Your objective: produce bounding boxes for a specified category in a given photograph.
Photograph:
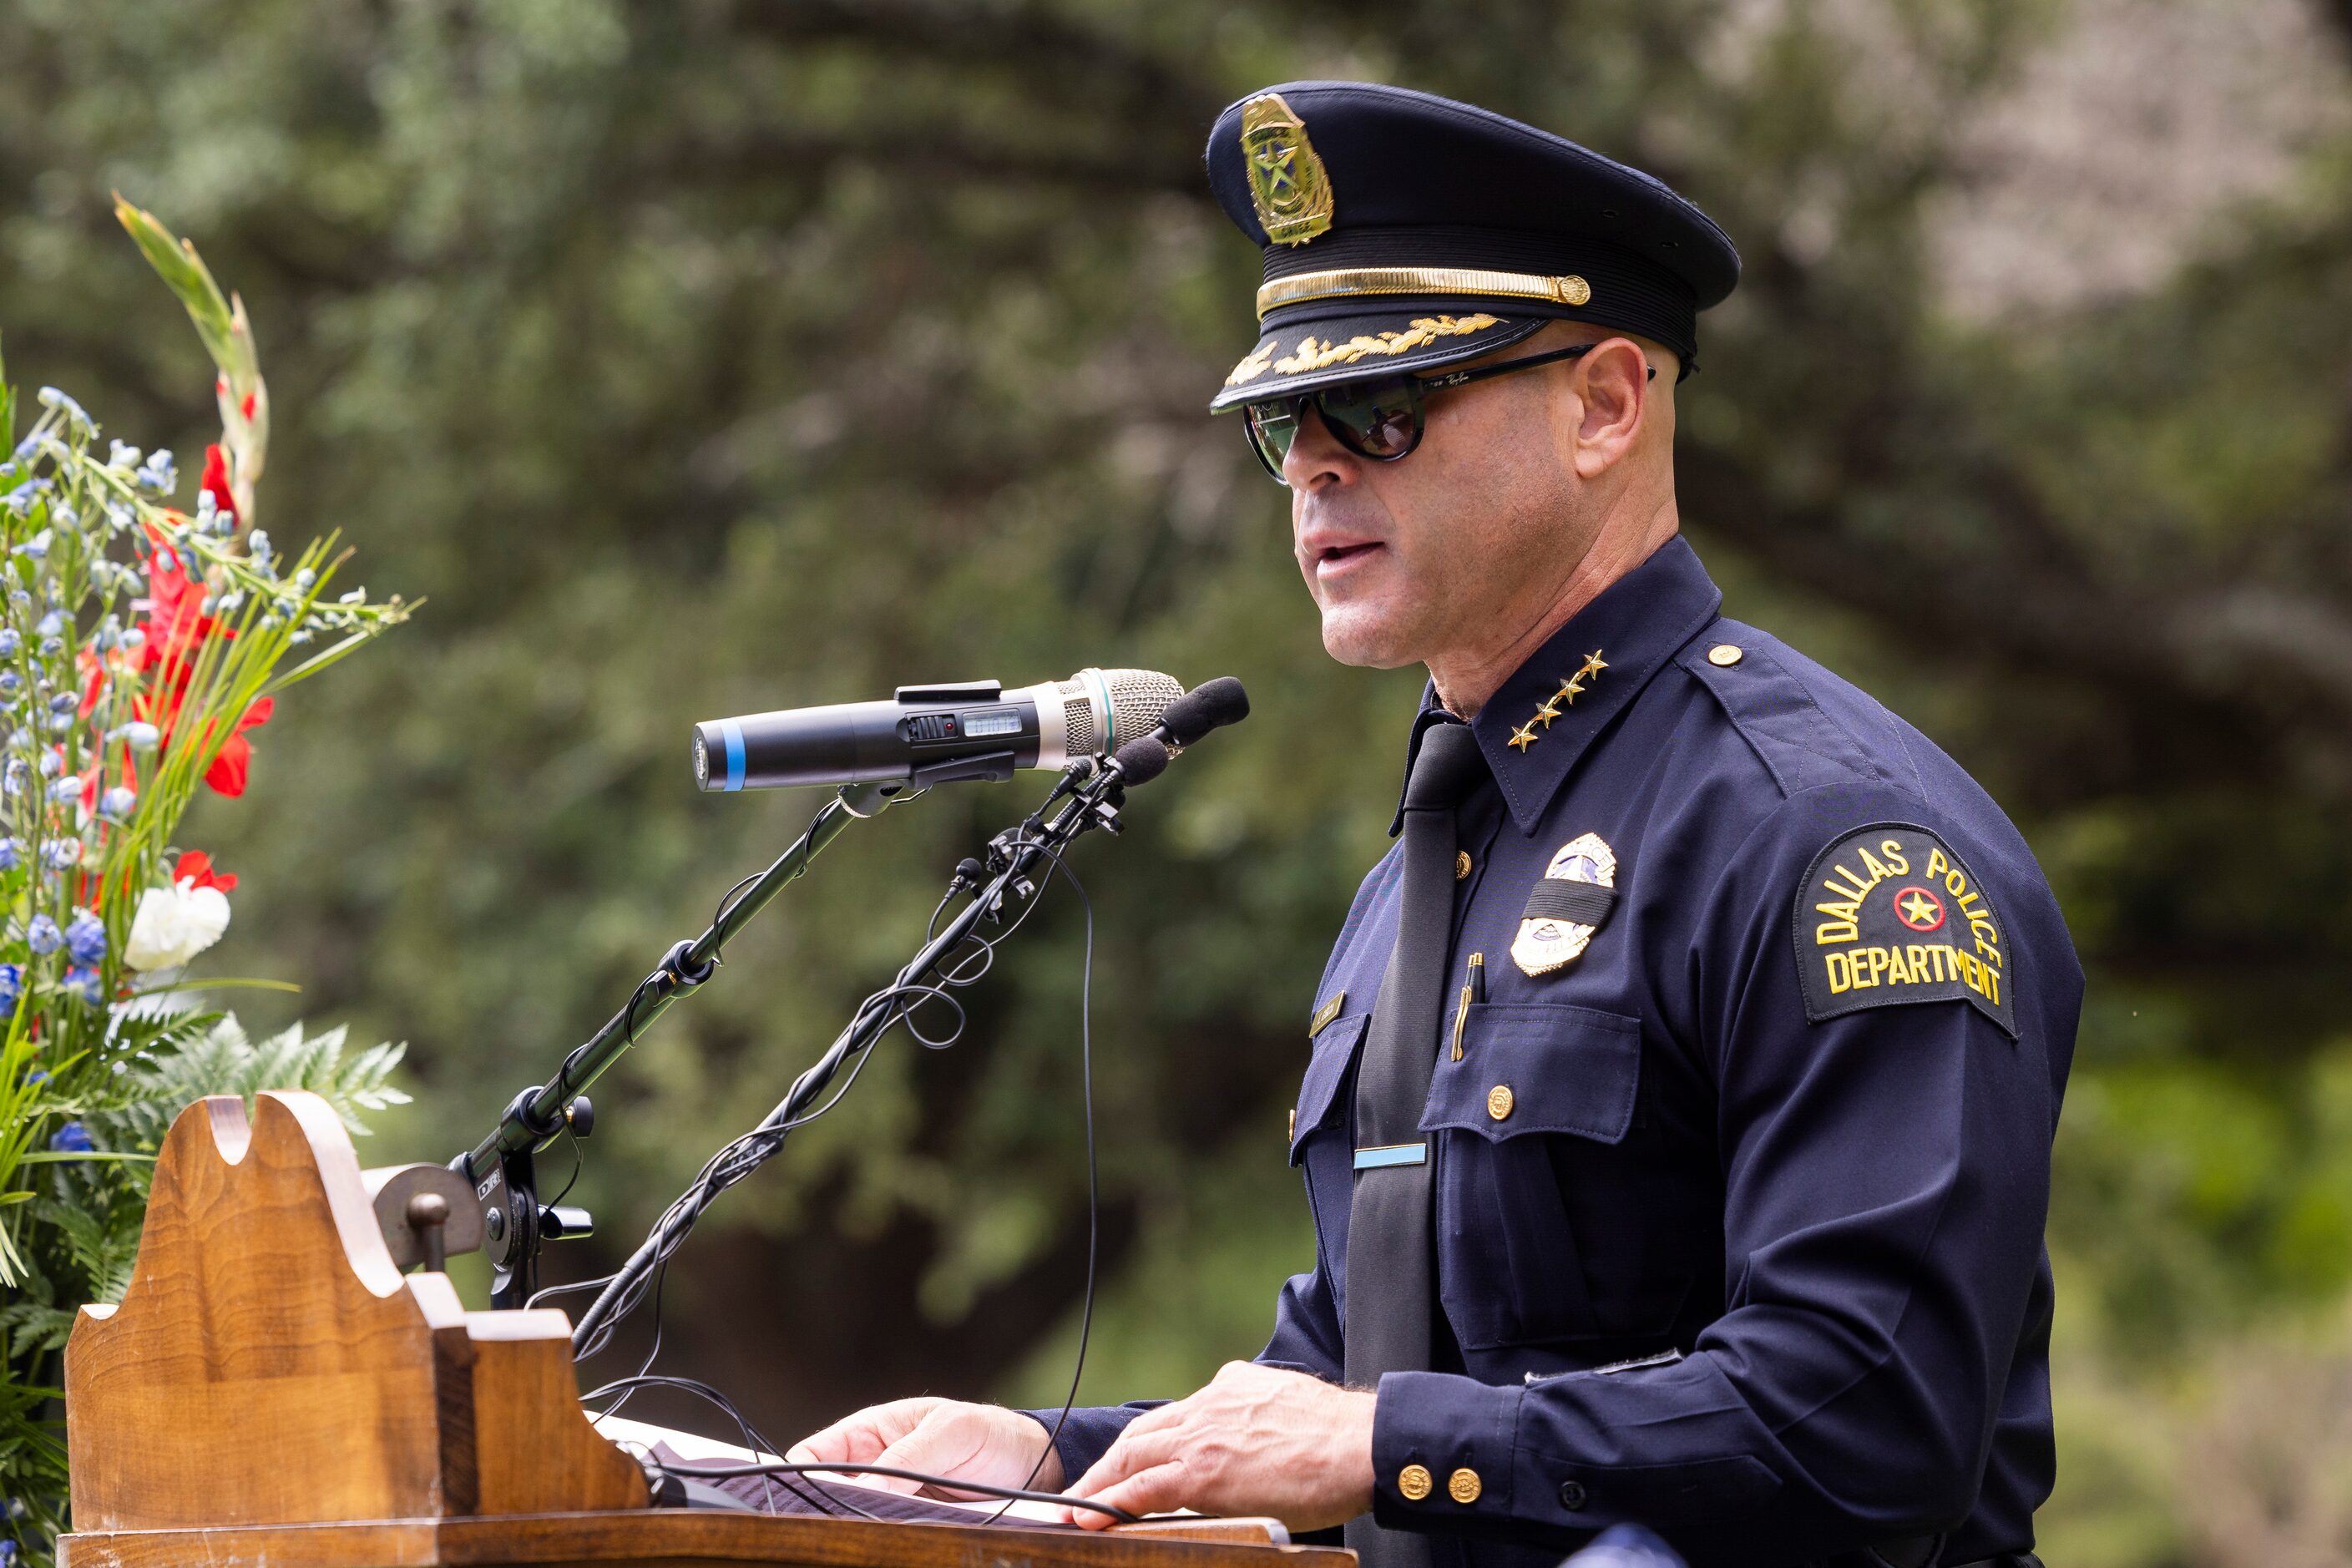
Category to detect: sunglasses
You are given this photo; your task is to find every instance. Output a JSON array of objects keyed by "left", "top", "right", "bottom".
[{"left": 1242, "top": 341, "right": 1651, "bottom": 481}]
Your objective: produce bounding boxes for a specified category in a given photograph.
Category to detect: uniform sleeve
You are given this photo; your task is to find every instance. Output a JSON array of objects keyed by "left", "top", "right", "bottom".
[{"left": 1368, "top": 787, "right": 2057, "bottom": 1560}]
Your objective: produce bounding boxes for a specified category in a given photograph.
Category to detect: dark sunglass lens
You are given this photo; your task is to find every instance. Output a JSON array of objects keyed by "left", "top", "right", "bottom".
[
  {"left": 1319, "top": 381, "right": 1420, "bottom": 458},
  {"left": 1244, "top": 402, "right": 1299, "bottom": 475}
]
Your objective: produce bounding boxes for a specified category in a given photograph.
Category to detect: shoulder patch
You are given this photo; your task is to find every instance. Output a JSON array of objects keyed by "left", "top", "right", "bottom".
[{"left": 1793, "top": 822, "right": 2016, "bottom": 1037}]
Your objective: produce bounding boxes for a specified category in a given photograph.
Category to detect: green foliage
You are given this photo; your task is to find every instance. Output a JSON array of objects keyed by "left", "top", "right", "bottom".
[{"left": 1, "top": 3, "right": 2349, "bottom": 1562}]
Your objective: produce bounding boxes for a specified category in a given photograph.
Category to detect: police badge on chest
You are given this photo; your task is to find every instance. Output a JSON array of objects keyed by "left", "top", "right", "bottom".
[{"left": 1512, "top": 832, "right": 1622, "bottom": 976}]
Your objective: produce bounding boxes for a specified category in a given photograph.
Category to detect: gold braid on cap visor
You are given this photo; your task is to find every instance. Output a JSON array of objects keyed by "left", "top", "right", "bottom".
[{"left": 1256, "top": 266, "right": 1591, "bottom": 320}]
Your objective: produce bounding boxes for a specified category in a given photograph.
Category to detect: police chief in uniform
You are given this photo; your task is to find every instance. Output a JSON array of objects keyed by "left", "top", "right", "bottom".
[{"left": 791, "top": 82, "right": 2076, "bottom": 1568}]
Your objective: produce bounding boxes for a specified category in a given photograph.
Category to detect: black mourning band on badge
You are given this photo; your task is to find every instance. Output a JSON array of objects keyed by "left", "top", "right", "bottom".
[
  {"left": 1521, "top": 878, "right": 1619, "bottom": 927},
  {"left": 1792, "top": 822, "right": 2018, "bottom": 1038}
]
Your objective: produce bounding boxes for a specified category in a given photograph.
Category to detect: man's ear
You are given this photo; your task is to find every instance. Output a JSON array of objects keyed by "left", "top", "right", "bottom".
[{"left": 1569, "top": 337, "right": 1652, "bottom": 478}]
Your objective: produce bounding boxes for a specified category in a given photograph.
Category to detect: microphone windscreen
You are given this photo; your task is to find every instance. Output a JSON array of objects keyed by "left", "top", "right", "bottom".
[
  {"left": 1055, "top": 668, "right": 1185, "bottom": 754},
  {"left": 1160, "top": 676, "right": 1252, "bottom": 746},
  {"left": 1113, "top": 736, "right": 1171, "bottom": 786}
]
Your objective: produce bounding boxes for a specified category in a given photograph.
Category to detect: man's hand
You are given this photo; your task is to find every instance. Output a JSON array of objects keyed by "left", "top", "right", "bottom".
[
  {"left": 1063, "top": 1362, "right": 1374, "bottom": 1530},
  {"left": 787, "top": 1398, "right": 1061, "bottom": 1499}
]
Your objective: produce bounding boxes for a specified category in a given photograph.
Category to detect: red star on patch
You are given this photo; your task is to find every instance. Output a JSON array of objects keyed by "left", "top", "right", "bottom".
[{"left": 1893, "top": 885, "right": 1946, "bottom": 933}]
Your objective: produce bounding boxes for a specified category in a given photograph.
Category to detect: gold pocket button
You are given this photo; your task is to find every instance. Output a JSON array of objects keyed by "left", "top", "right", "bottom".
[
  {"left": 1398, "top": 1464, "right": 1434, "bottom": 1502},
  {"left": 1707, "top": 643, "right": 1743, "bottom": 667},
  {"left": 1448, "top": 1467, "right": 1482, "bottom": 1504},
  {"left": 1487, "top": 1084, "right": 1515, "bottom": 1121}
]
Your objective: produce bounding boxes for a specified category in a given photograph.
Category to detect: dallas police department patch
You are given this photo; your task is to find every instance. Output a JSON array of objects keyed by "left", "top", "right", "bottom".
[
  {"left": 1511, "top": 832, "right": 1618, "bottom": 977},
  {"left": 1794, "top": 823, "right": 2017, "bottom": 1037}
]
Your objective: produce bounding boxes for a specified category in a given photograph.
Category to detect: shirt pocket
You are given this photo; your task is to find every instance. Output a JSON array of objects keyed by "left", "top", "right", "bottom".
[
  {"left": 1422, "top": 1002, "right": 1641, "bottom": 1349},
  {"left": 1290, "top": 1013, "right": 1368, "bottom": 1273}
]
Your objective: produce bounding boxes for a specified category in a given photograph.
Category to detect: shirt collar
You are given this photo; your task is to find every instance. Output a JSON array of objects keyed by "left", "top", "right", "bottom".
[{"left": 1392, "top": 534, "right": 1723, "bottom": 836}]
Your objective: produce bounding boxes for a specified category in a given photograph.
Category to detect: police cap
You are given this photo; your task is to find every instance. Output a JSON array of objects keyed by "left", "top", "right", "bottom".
[{"left": 1205, "top": 82, "right": 1739, "bottom": 412}]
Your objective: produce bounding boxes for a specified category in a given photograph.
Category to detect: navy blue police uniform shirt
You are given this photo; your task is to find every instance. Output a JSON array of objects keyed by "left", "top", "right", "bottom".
[{"left": 1029, "top": 537, "right": 2080, "bottom": 1565}]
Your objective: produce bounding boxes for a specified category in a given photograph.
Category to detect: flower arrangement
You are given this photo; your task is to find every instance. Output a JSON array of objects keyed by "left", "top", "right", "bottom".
[{"left": 0, "top": 200, "right": 414, "bottom": 1565}]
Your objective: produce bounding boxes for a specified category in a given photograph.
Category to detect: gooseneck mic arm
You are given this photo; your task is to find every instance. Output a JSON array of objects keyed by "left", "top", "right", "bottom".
[
  {"left": 565, "top": 701, "right": 1230, "bottom": 1358},
  {"left": 457, "top": 779, "right": 902, "bottom": 1306}
]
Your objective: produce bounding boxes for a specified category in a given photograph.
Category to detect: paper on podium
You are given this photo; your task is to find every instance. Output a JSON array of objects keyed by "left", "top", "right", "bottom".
[{"left": 590, "top": 1414, "right": 1079, "bottom": 1527}]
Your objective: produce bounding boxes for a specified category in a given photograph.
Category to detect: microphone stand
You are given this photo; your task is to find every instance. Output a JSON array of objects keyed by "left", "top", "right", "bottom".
[
  {"left": 565, "top": 753, "right": 1138, "bottom": 1358},
  {"left": 457, "top": 779, "right": 902, "bottom": 1308}
]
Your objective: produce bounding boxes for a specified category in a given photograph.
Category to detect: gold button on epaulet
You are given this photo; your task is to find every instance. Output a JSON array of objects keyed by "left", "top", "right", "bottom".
[
  {"left": 1448, "top": 1467, "right": 1482, "bottom": 1505},
  {"left": 1487, "top": 1084, "right": 1515, "bottom": 1121},
  {"left": 1707, "top": 643, "right": 1743, "bottom": 667},
  {"left": 1398, "top": 1464, "right": 1434, "bottom": 1502}
]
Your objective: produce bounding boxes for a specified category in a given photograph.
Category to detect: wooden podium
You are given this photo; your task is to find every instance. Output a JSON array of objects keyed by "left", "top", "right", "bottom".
[{"left": 61, "top": 1092, "right": 1348, "bottom": 1568}]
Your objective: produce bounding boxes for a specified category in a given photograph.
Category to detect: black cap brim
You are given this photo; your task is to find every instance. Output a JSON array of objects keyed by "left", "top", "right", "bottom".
[{"left": 1208, "top": 309, "right": 1546, "bottom": 412}]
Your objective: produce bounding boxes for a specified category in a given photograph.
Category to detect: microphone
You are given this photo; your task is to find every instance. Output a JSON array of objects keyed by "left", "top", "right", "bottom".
[
  {"left": 1108, "top": 676, "right": 1252, "bottom": 787},
  {"left": 693, "top": 668, "right": 1184, "bottom": 792}
]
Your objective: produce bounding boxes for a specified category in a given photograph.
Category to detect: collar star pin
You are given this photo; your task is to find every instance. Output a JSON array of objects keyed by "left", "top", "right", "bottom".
[{"left": 1507, "top": 721, "right": 1540, "bottom": 752}]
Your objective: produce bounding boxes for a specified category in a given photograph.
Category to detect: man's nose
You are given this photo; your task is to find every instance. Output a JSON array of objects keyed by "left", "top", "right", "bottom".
[{"left": 1282, "top": 404, "right": 1357, "bottom": 491}]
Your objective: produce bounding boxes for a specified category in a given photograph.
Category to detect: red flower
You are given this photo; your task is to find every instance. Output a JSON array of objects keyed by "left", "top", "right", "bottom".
[
  {"left": 200, "top": 697, "right": 273, "bottom": 797},
  {"left": 173, "top": 852, "right": 237, "bottom": 893},
  {"left": 200, "top": 444, "right": 238, "bottom": 525}
]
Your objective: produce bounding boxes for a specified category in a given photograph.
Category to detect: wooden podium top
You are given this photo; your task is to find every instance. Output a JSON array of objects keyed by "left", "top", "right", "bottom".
[
  {"left": 60, "top": 1093, "right": 1348, "bottom": 1568},
  {"left": 63, "top": 1510, "right": 1348, "bottom": 1568}
]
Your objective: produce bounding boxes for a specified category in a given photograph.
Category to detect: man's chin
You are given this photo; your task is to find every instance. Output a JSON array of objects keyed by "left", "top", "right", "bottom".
[{"left": 1318, "top": 609, "right": 1422, "bottom": 670}]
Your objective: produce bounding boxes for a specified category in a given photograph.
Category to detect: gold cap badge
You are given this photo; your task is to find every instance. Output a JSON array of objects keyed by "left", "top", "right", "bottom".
[{"left": 1241, "top": 94, "right": 1333, "bottom": 246}]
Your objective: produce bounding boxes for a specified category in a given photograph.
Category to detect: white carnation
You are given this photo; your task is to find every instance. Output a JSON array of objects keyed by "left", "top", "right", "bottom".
[{"left": 124, "top": 881, "right": 231, "bottom": 972}]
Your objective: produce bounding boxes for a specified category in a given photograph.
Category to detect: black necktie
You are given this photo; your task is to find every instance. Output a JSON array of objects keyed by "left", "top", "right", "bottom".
[{"left": 1343, "top": 720, "right": 1486, "bottom": 1568}]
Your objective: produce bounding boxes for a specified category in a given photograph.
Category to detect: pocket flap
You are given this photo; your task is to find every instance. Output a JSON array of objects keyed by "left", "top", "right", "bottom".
[
  {"left": 1290, "top": 1012, "right": 1368, "bottom": 1166},
  {"left": 1421, "top": 1003, "right": 1640, "bottom": 1145}
]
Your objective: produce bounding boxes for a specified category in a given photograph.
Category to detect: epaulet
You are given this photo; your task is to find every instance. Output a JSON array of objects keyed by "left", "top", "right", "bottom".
[{"left": 1674, "top": 620, "right": 1905, "bottom": 800}]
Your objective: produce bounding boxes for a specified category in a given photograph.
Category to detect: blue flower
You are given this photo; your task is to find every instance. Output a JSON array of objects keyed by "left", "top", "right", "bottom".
[
  {"left": 0, "top": 964, "right": 23, "bottom": 1010},
  {"left": 122, "top": 721, "right": 159, "bottom": 751},
  {"left": 28, "top": 914, "right": 60, "bottom": 954},
  {"left": 1, "top": 1530, "right": 18, "bottom": 1565},
  {"left": 0, "top": 629, "right": 18, "bottom": 656},
  {"left": 138, "top": 448, "right": 177, "bottom": 492},
  {"left": 35, "top": 610, "right": 63, "bottom": 637},
  {"left": 65, "top": 912, "right": 105, "bottom": 964},
  {"left": 0, "top": 838, "right": 20, "bottom": 872},
  {"left": 43, "top": 840, "right": 80, "bottom": 869},
  {"left": 100, "top": 786, "right": 136, "bottom": 819},
  {"left": 48, "top": 775, "right": 80, "bottom": 802},
  {"left": 108, "top": 440, "right": 141, "bottom": 470},
  {"left": 47, "top": 692, "right": 75, "bottom": 716},
  {"left": 62, "top": 966, "right": 104, "bottom": 1005},
  {"left": 0, "top": 675, "right": 18, "bottom": 699},
  {"left": 48, "top": 1119, "right": 94, "bottom": 1153}
]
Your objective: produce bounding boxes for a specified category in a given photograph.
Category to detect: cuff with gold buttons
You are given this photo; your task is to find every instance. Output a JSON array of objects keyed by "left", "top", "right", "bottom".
[{"left": 1369, "top": 1369, "right": 1522, "bottom": 1529}]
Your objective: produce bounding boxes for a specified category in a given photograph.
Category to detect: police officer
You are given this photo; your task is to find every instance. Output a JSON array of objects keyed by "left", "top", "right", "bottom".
[{"left": 790, "top": 82, "right": 2076, "bottom": 1568}]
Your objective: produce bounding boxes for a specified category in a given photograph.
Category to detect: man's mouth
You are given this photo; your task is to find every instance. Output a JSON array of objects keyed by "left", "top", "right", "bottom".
[{"left": 1318, "top": 542, "right": 1380, "bottom": 567}]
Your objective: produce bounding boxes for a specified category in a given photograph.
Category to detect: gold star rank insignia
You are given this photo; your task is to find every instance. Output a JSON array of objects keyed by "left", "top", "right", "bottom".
[
  {"left": 1580, "top": 649, "right": 1609, "bottom": 680},
  {"left": 1555, "top": 677, "right": 1585, "bottom": 706},
  {"left": 1532, "top": 699, "right": 1564, "bottom": 728},
  {"left": 1507, "top": 721, "right": 1540, "bottom": 752}
]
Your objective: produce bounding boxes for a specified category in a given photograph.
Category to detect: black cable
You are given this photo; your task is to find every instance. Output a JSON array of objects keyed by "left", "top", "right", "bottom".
[
  {"left": 989, "top": 847, "right": 1098, "bottom": 1523},
  {"left": 645, "top": 1462, "right": 1137, "bottom": 1522},
  {"left": 581, "top": 1372, "right": 883, "bottom": 1520}
]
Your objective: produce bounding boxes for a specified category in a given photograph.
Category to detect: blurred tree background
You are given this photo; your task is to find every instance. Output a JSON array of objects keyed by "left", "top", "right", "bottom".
[{"left": 7, "top": 0, "right": 2352, "bottom": 1560}]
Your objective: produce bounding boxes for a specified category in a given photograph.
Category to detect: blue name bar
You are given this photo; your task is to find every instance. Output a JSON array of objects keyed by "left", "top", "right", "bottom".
[{"left": 1353, "top": 1142, "right": 1428, "bottom": 1170}]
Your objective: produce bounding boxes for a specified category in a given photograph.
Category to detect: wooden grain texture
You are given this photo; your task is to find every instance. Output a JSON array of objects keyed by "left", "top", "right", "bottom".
[
  {"left": 63, "top": 1091, "right": 648, "bottom": 1530},
  {"left": 65, "top": 1093, "right": 450, "bottom": 1530},
  {"left": 60, "top": 1510, "right": 1354, "bottom": 1568}
]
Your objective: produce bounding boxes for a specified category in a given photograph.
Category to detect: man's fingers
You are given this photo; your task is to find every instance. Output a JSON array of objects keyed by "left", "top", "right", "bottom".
[
  {"left": 786, "top": 1399, "right": 935, "bottom": 1469},
  {"left": 1071, "top": 1461, "right": 1192, "bottom": 1530},
  {"left": 1069, "top": 1421, "right": 1185, "bottom": 1499},
  {"left": 867, "top": 1408, "right": 989, "bottom": 1495}
]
